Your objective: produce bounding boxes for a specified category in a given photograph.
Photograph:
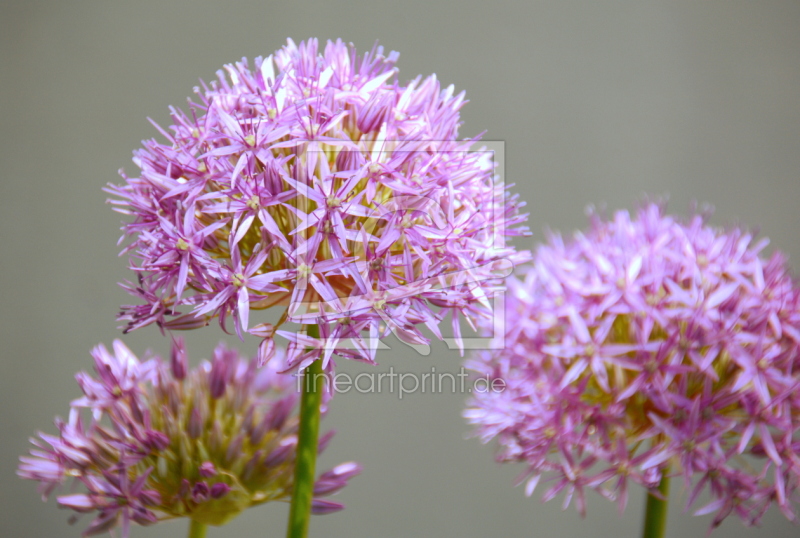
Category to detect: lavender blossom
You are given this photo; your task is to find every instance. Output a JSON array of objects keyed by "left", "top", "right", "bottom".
[
  {"left": 107, "top": 38, "right": 529, "bottom": 370},
  {"left": 465, "top": 203, "right": 800, "bottom": 529},
  {"left": 18, "top": 339, "right": 359, "bottom": 537}
]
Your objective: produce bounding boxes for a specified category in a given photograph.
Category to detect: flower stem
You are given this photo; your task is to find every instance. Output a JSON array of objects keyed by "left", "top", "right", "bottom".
[
  {"left": 286, "top": 324, "right": 323, "bottom": 538},
  {"left": 188, "top": 519, "right": 207, "bottom": 538},
  {"left": 641, "top": 474, "right": 670, "bottom": 538}
]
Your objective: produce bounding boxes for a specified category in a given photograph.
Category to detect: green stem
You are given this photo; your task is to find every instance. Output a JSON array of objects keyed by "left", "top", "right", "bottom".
[
  {"left": 641, "top": 474, "right": 670, "bottom": 538},
  {"left": 188, "top": 519, "right": 208, "bottom": 538},
  {"left": 286, "top": 324, "right": 323, "bottom": 538}
]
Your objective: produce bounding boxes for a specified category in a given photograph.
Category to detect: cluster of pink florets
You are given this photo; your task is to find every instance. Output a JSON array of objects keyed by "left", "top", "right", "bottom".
[
  {"left": 465, "top": 203, "right": 800, "bottom": 527},
  {"left": 108, "top": 38, "right": 528, "bottom": 370},
  {"left": 18, "top": 339, "right": 359, "bottom": 537}
]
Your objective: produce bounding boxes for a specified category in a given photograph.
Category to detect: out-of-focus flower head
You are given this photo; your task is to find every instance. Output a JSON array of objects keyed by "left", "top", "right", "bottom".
[
  {"left": 107, "top": 38, "right": 529, "bottom": 370},
  {"left": 18, "top": 339, "right": 359, "bottom": 537},
  {"left": 465, "top": 202, "right": 800, "bottom": 529}
]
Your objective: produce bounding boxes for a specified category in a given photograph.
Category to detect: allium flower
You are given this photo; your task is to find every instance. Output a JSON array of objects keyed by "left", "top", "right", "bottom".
[
  {"left": 18, "top": 339, "right": 359, "bottom": 537},
  {"left": 465, "top": 203, "right": 800, "bottom": 529},
  {"left": 107, "top": 38, "right": 529, "bottom": 370}
]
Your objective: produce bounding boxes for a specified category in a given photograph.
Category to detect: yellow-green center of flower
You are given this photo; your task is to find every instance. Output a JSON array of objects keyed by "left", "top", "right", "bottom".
[
  {"left": 118, "top": 362, "right": 301, "bottom": 527},
  {"left": 297, "top": 264, "right": 312, "bottom": 279},
  {"left": 548, "top": 312, "right": 738, "bottom": 438}
]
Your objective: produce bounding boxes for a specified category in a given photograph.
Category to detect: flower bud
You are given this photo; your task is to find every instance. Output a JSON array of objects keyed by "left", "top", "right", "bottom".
[
  {"left": 357, "top": 92, "right": 393, "bottom": 133},
  {"left": 198, "top": 461, "right": 217, "bottom": 478},
  {"left": 188, "top": 408, "right": 203, "bottom": 439},
  {"left": 334, "top": 148, "right": 365, "bottom": 173},
  {"left": 263, "top": 437, "right": 296, "bottom": 468},
  {"left": 144, "top": 431, "right": 170, "bottom": 452},
  {"left": 256, "top": 337, "right": 276, "bottom": 367},
  {"left": 210, "top": 482, "right": 231, "bottom": 499},
  {"left": 170, "top": 337, "right": 187, "bottom": 380},
  {"left": 209, "top": 354, "right": 228, "bottom": 399},
  {"left": 56, "top": 493, "right": 96, "bottom": 513},
  {"left": 192, "top": 481, "right": 210, "bottom": 503},
  {"left": 310, "top": 499, "right": 345, "bottom": 515}
]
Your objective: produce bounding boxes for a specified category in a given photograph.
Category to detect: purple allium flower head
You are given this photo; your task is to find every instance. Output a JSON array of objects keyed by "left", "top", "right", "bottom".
[
  {"left": 465, "top": 203, "right": 800, "bottom": 529},
  {"left": 18, "top": 339, "right": 360, "bottom": 537},
  {"left": 107, "top": 38, "right": 529, "bottom": 370}
]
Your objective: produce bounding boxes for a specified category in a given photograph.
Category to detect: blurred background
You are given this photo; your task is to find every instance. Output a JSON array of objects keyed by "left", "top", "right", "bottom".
[{"left": 2, "top": 1, "right": 800, "bottom": 536}]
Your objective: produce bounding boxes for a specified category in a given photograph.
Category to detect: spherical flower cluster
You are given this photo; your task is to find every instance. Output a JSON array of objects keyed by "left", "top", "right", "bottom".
[
  {"left": 18, "top": 339, "right": 359, "bottom": 537},
  {"left": 108, "top": 38, "right": 529, "bottom": 370},
  {"left": 465, "top": 203, "right": 800, "bottom": 528}
]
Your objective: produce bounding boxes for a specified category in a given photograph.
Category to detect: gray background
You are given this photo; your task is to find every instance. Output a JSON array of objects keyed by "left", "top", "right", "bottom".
[{"left": 2, "top": 1, "right": 800, "bottom": 536}]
